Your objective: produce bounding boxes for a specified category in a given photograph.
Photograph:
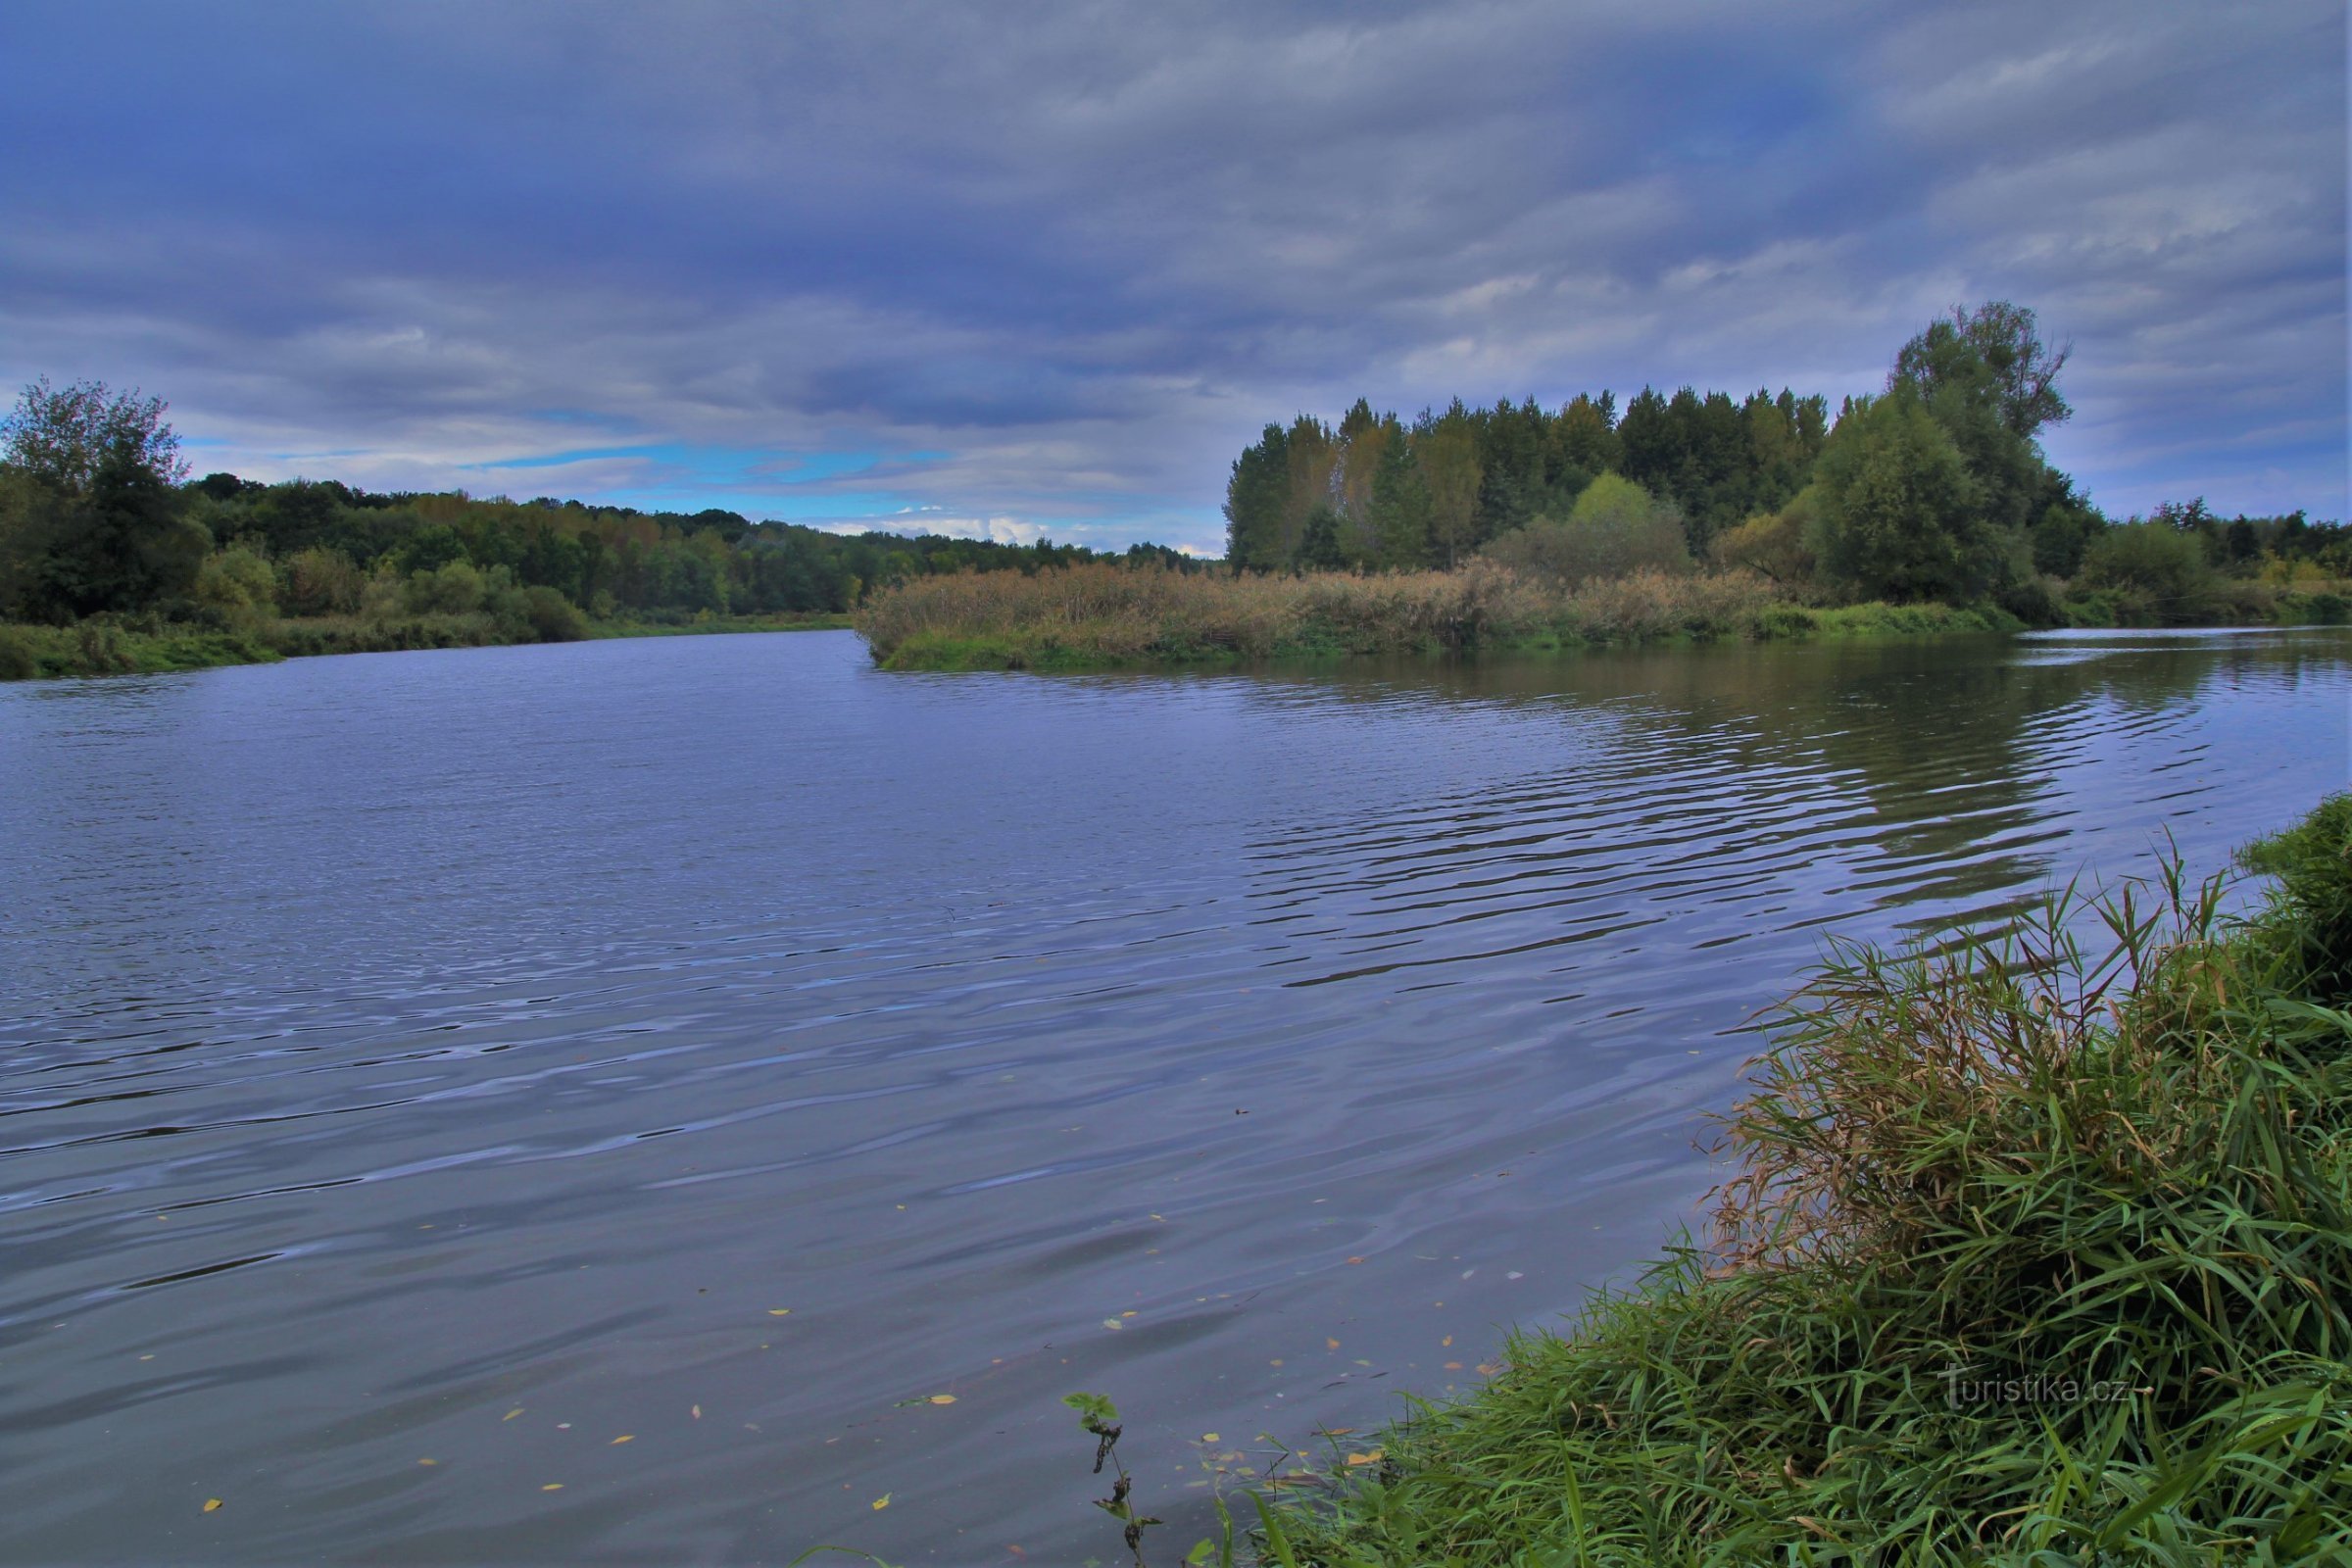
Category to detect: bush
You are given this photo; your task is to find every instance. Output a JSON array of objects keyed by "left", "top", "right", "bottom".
[
  {"left": 1993, "top": 573, "right": 2067, "bottom": 628},
  {"left": 404, "top": 560, "right": 486, "bottom": 615},
  {"left": 1712, "top": 488, "right": 1819, "bottom": 588},
  {"left": 281, "top": 546, "right": 365, "bottom": 615},
  {"left": 516, "top": 584, "right": 588, "bottom": 642},
  {"left": 190, "top": 544, "right": 278, "bottom": 629},
  {"left": 2079, "top": 520, "right": 2220, "bottom": 623},
  {"left": 0, "top": 624, "right": 36, "bottom": 679},
  {"left": 1482, "top": 473, "right": 1690, "bottom": 588}
]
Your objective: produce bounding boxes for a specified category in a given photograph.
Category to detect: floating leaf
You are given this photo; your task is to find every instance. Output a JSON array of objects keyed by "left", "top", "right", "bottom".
[
  {"left": 417, "top": 1457, "right": 437, "bottom": 1466},
  {"left": 926, "top": 1395, "right": 956, "bottom": 1405},
  {"left": 503, "top": 1408, "right": 523, "bottom": 1421},
  {"left": 611, "top": 1435, "right": 633, "bottom": 1445},
  {"left": 871, "top": 1494, "right": 891, "bottom": 1510},
  {"left": 201, "top": 1498, "right": 222, "bottom": 1513},
  {"left": 1444, "top": 1361, "right": 1463, "bottom": 1370},
  {"left": 1102, "top": 1318, "right": 1124, "bottom": 1331},
  {"left": 541, "top": 1484, "right": 564, "bottom": 1492},
  {"left": 1344, "top": 1449, "right": 1386, "bottom": 1467},
  {"left": 1326, "top": 1338, "right": 1341, "bottom": 1350},
  {"left": 1346, "top": 1256, "right": 1364, "bottom": 1264},
  {"left": 1442, "top": 1336, "right": 1453, "bottom": 1347},
  {"left": 767, "top": 1308, "right": 791, "bottom": 1317},
  {"left": 1200, "top": 1432, "right": 1219, "bottom": 1443},
  {"left": 690, "top": 1404, "right": 702, "bottom": 1419}
]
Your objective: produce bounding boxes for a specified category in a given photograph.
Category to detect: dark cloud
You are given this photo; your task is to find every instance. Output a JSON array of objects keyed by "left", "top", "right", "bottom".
[{"left": 0, "top": 0, "right": 2339, "bottom": 549}]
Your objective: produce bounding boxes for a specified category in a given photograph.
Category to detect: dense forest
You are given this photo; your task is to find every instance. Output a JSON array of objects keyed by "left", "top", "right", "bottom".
[{"left": 1221, "top": 302, "right": 2345, "bottom": 623}]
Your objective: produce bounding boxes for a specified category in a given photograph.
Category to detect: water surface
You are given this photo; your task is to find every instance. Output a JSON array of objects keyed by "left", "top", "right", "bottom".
[{"left": 2, "top": 627, "right": 2345, "bottom": 1563}]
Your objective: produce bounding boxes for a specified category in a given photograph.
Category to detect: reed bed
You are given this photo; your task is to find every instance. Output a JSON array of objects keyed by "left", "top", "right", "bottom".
[
  {"left": 1273, "top": 795, "right": 2352, "bottom": 1565},
  {"left": 854, "top": 562, "right": 2011, "bottom": 669}
]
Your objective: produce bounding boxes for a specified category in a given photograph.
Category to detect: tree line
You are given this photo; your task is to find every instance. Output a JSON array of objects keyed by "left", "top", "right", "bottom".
[
  {"left": 0, "top": 377, "right": 1199, "bottom": 641},
  {"left": 1222, "top": 303, "right": 2344, "bottom": 619}
]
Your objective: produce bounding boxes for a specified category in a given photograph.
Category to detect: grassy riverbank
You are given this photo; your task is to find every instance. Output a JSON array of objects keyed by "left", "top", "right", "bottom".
[
  {"left": 1271, "top": 796, "right": 2352, "bottom": 1565},
  {"left": 0, "top": 610, "right": 851, "bottom": 681},
  {"left": 856, "top": 561, "right": 2041, "bottom": 671}
]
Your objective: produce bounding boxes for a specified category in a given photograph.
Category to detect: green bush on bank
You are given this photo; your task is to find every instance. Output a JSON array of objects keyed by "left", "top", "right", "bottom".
[{"left": 1279, "top": 795, "right": 2352, "bottom": 1565}]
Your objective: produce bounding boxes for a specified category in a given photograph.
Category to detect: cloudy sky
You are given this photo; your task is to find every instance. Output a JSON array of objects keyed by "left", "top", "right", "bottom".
[{"left": 2, "top": 2, "right": 2341, "bottom": 553}]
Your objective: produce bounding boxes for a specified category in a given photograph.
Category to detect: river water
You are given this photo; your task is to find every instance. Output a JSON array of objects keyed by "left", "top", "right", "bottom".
[{"left": 1, "top": 627, "right": 2345, "bottom": 1564}]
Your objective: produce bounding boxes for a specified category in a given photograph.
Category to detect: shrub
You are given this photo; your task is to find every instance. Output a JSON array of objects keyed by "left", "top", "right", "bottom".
[
  {"left": 404, "top": 560, "right": 485, "bottom": 615},
  {"left": 1712, "top": 488, "right": 1819, "bottom": 587},
  {"left": 516, "top": 584, "right": 588, "bottom": 642},
  {"left": 1482, "top": 473, "right": 1690, "bottom": 588},
  {"left": 281, "top": 546, "right": 365, "bottom": 615},
  {"left": 0, "top": 624, "right": 36, "bottom": 679},
  {"left": 191, "top": 544, "right": 278, "bottom": 616},
  {"left": 2079, "top": 520, "right": 2220, "bottom": 623},
  {"left": 1993, "top": 573, "right": 2067, "bottom": 628}
]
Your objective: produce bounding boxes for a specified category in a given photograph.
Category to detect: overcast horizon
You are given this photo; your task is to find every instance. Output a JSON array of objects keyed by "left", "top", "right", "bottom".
[{"left": 3, "top": 1, "right": 2343, "bottom": 555}]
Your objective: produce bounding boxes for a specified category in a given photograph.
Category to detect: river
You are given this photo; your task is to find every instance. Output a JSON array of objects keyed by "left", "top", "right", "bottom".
[{"left": 1, "top": 626, "right": 2345, "bottom": 1563}]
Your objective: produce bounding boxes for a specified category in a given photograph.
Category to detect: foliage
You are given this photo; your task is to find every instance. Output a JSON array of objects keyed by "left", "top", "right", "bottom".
[
  {"left": 1479, "top": 472, "right": 1690, "bottom": 587},
  {"left": 1281, "top": 796, "right": 2352, "bottom": 1564},
  {"left": 1808, "top": 390, "right": 1996, "bottom": 602},
  {"left": 2, "top": 376, "right": 188, "bottom": 496},
  {"left": 2078, "top": 519, "right": 2222, "bottom": 623},
  {"left": 1710, "top": 486, "right": 1820, "bottom": 587}
]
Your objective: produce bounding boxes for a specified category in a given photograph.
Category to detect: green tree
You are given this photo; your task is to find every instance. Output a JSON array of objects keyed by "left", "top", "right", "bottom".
[
  {"left": 1892, "top": 301, "right": 2071, "bottom": 440},
  {"left": 2, "top": 377, "right": 187, "bottom": 497},
  {"left": 1416, "top": 402, "right": 1484, "bottom": 568},
  {"left": 1367, "top": 419, "right": 1432, "bottom": 568},
  {"left": 1, "top": 378, "right": 208, "bottom": 618},
  {"left": 1807, "top": 392, "right": 1990, "bottom": 602},
  {"left": 1223, "top": 423, "right": 1289, "bottom": 570}
]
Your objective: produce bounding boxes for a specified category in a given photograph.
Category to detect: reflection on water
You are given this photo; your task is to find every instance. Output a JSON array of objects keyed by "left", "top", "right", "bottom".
[{"left": 0, "top": 627, "right": 2344, "bottom": 1562}]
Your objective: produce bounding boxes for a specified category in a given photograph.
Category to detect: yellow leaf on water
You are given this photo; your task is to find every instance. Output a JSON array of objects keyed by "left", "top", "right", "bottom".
[
  {"left": 926, "top": 1395, "right": 956, "bottom": 1405},
  {"left": 1326, "top": 1338, "right": 1341, "bottom": 1350},
  {"left": 767, "top": 1308, "right": 792, "bottom": 1316},
  {"left": 1444, "top": 1361, "right": 1463, "bottom": 1370},
  {"left": 417, "top": 1458, "right": 437, "bottom": 1467},
  {"left": 542, "top": 1484, "right": 564, "bottom": 1492},
  {"left": 1346, "top": 1256, "right": 1364, "bottom": 1264},
  {"left": 201, "top": 1499, "right": 222, "bottom": 1513},
  {"left": 691, "top": 1404, "right": 702, "bottom": 1419},
  {"left": 1102, "top": 1318, "right": 1123, "bottom": 1331},
  {"left": 1441, "top": 1336, "right": 1452, "bottom": 1348},
  {"left": 1344, "top": 1449, "right": 1385, "bottom": 1467},
  {"left": 1200, "top": 1433, "right": 1219, "bottom": 1443},
  {"left": 1121, "top": 1310, "right": 1137, "bottom": 1317},
  {"left": 504, "top": 1408, "right": 523, "bottom": 1421},
  {"left": 611, "top": 1435, "right": 633, "bottom": 1445},
  {"left": 872, "top": 1494, "right": 891, "bottom": 1510}
]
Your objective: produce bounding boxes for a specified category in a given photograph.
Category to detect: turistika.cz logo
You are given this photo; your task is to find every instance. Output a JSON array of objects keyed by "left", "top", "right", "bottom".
[{"left": 1936, "top": 1366, "right": 2144, "bottom": 1408}]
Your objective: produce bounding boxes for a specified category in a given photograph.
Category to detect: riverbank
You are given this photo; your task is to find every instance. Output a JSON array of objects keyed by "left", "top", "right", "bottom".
[
  {"left": 857, "top": 561, "right": 2034, "bottom": 671},
  {"left": 0, "top": 611, "right": 853, "bottom": 681},
  {"left": 1273, "top": 795, "right": 2352, "bottom": 1564},
  {"left": 855, "top": 561, "right": 2348, "bottom": 671}
]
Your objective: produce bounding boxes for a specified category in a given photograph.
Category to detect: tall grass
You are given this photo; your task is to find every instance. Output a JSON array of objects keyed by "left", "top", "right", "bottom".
[
  {"left": 1279, "top": 796, "right": 2352, "bottom": 1565},
  {"left": 855, "top": 562, "right": 2016, "bottom": 670}
]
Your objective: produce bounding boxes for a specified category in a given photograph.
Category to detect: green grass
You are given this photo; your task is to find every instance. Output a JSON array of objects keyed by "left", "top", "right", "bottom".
[{"left": 1275, "top": 796, "right": 2352, "bottom": 1565}]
